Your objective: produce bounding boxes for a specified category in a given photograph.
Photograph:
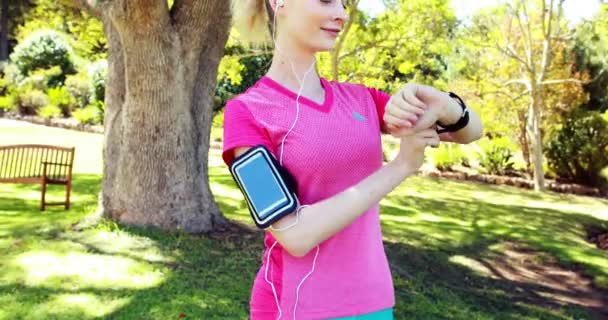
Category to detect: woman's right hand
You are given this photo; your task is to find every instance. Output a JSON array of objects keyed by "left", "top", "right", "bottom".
[{"left": 391, "top": 128, "right": 440, "bottom": 174}]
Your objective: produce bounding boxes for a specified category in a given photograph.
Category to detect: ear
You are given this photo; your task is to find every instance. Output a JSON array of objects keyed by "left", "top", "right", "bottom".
[{"left": 270, "top": 0, "right": 285, "bottom": 12}]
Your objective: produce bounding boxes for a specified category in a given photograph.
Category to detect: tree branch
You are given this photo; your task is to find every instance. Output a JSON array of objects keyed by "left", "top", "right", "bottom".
[
  {"left": 504, "top": 78, "right": 532, "bottom": 91},
  {"left": 541, "top": 68, "right": 607, "bottom": 86}
]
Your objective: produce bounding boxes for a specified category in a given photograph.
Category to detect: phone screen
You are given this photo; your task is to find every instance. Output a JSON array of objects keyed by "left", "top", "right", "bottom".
[{"left": 235, "top": 152, "right": 289, "bottom": 219}]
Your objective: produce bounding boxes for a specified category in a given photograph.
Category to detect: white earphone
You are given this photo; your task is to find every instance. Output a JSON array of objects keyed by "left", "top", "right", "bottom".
[{"left": 264, "top": 1, "right": 320, "bottom": 320}]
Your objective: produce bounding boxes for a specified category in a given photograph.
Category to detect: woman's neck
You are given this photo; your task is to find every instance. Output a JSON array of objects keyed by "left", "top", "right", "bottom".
[{"left": 266, "top": 50, "right": 325, "bottom": 104}]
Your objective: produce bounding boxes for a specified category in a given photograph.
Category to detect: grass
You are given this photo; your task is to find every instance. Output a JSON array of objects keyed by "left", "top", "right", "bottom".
[{"left": 1, "top": 120, "right": 608, "bottom": 319}]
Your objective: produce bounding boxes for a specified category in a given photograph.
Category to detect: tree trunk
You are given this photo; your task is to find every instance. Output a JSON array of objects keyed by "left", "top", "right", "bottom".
[
  {"left": 527, "top": 88, "right": 545, "bottom": 191},
  {"left": 0, "top": 0, "right": 8, "bottom": 61},
  {"left": 97, "top": 0, "right": 231, "bottom": 233},
  {"left": 517, "top": 109, "right": 532, "bottom": 178}
]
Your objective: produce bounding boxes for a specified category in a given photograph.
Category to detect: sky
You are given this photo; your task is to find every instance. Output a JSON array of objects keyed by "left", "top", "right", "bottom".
[{"left": 358, "top": 0, "right": 603, "bottom": 24}]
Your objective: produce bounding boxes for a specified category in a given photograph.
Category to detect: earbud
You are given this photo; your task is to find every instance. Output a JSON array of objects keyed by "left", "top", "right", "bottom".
[{"left": 276, "top": 0, "right": 285, "bottom": 7}]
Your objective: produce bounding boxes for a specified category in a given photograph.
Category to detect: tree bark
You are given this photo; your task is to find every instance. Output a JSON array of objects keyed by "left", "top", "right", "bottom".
[
  {"left": 527, "top": 86, "right": 545, "bottom": 191},
  {"left": 0, "top": 0, "right": 8, "bottom": 61},
  {"left": 96, "top": 0, "right": 231, "bottom": 233}
]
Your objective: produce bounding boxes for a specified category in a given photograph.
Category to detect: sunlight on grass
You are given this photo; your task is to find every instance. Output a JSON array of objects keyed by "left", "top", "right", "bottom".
[
  {"left": 10, "top": 250, "right": 163, "bottom": 289},
  {"left": 449, "top": 255, "right": 494, "bottom": 276},
  {"left": 32, "top": 293, "right": 131, "bottom": 319},
  {"left": 2, "top": 123, "right": 607, "bottom": 319},
  {"left": 66, "top": 229, "right": 172, "bottom": 264}
]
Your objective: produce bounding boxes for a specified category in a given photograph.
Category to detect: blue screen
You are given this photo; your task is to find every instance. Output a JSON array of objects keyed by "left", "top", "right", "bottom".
[{"left": 236, "top": 153, "right": 289, "bottom": 219}]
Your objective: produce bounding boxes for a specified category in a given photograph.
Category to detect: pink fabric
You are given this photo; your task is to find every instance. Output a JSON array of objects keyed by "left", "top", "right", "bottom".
[{"left": 222, "top": 76, "right": 394, "bottom": 319}]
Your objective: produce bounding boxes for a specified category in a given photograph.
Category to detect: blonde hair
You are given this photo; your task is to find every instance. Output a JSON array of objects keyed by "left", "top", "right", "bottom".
[{"left": 231, "top": 0, "right": 273, "bottom": 44}]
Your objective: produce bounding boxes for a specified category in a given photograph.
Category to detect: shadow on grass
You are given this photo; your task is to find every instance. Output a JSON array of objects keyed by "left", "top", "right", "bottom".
[{"left": 2, "top": 169, "right": 607, "bottom": 319}]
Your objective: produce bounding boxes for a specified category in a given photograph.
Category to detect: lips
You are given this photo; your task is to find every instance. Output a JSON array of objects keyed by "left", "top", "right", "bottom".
[{"left": 321, "top": 28, "right": 341, "bottom": 37}]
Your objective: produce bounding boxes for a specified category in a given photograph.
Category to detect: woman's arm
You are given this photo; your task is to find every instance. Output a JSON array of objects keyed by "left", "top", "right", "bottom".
[
  {"left": 234, "top": 147, "right": 410, "bottom": 257},
  {"left": 232, "top": 128, "right": 438, "bottom": 257},
  {"left": 383, "top": 84, "right": 483, "bottom": 144},
  {"left": 437, "top": 94, "right": 483, "bottom": 144}
]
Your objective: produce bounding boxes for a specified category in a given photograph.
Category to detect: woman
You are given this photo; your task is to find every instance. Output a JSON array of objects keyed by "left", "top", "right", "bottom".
[{"left": 223, "top": 1, "right": 483, "bottom": 319}]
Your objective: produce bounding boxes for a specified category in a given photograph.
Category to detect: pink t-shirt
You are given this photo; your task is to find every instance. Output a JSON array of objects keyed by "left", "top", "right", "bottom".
[{"left": 222, "top": 76, "right": 394, "bottom": 319}]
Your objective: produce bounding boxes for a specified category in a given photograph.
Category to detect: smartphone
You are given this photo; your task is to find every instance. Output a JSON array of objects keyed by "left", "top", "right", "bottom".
[{"left": 229, "top": 145, "right": 299, "bottom": 229}]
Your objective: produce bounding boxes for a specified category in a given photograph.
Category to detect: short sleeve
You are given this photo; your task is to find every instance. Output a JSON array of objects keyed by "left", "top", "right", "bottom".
[
  {"left": 367, "top": 87, "right": 392, "bottom": 134},
  {"left": 222, "top": 99, "right": 274, "bottom": 166}
]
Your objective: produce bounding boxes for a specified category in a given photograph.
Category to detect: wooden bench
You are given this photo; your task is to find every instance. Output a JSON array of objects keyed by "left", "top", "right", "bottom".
[{"left": 0, "top": 144, "right": 75, "bottom": 210}]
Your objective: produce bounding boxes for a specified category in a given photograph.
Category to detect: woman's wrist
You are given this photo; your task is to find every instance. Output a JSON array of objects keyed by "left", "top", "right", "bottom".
[
  {"left": 387, "top": 156, "right": 418, "bottom": 179},
  {"left": 438, "top": 92, "right": 463, "bottom": 126}
]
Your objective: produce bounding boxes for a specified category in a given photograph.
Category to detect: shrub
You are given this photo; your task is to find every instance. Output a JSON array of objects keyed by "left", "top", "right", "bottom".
[
  {"left": 477, "top": 137, "right": 516, "bottom": 176},
  {"left": 432, "top": 144, "right": 468, "bottom": 171},
  {"left": 17, "top": 89, "right": 48, "bottom": 115},
  {"left": 73, "top": 103, "right": 103, "bottom": 125},
  {"left": 47, "top": 86, "right": 75, "bottom": 117},
  {"left": 38, "top": 104, "right": 62, "bottom": 119},
  {"left": 0, "top": 95, "right": 15, "bottom": 112},
  {"left": 65, "top": 74, "right": 91, "bottom": 108},
  {"left": 545, "top": 110, "right": 608, "bottom": 189},
  {"left": 10, "top": 30, "right": 76, "bottom": 87},
  {"left": 88, "top": 59, "right": 107, "bottom": 103}
]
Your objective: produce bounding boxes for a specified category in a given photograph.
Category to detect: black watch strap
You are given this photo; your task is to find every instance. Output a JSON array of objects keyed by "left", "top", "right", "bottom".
[{"left": 436, "top": 92, "right": 470, "bottom": 134}]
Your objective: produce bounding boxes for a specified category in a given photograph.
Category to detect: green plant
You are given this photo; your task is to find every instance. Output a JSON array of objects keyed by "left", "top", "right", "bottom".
[
  {"left": 10, "top": 29, "right": 76, "bottom": 87},
  {"left": 477, "top": 137, "right": 516, "bottom": 176},
  {"left": 0, "top": 96, "right": 15, "bottom": 112},
  {"left": 17, "top": 89, "right": 48, "bottom": 115},
  {"left": 38, "top": 104, "right": 61, "bottom": 119},
  {"left": 73, "top": 103, "right": 102, "bottom": 125},
  {"left": 546, "top": 110, "right": 608, "bottom": 189},
  {"left": 432, "top": 143, "right": 468, "bottom": 171},
  {"left": 88, "top": 59, "right": 107, "bottom": 103},
  {"left": 65, "top": 73, "right": 91, "bottom": 108},
  {"left": 47, "top": 86, "right": 75, "bottom": 117}
]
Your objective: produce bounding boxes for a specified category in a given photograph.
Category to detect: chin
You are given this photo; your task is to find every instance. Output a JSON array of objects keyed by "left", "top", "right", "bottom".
[{"left": 310, "top": 41, "right": 337, "bottom": 53}]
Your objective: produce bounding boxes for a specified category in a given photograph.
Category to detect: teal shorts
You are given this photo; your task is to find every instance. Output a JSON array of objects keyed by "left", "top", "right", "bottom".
[{"left": 328, "top": 308, "right": 394, "bottom": 320}]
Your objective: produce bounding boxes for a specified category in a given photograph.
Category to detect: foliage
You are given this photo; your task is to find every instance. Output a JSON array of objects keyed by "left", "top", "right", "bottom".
[
  {"left": 9, "top": 29, "right": 76, "bottom": 86},
  {"left": 65, "top": 73, "right": 91, "bottom": 109},
  {"left": 432, "top": 143, "right": 468, "bottom": 171},
  {"left": 16, "top": 0, "right": 107, "bottom": 61},
  {"left": 73, "top": 102, "right": 103, "bottom": 125},
  {"left": 573, "top": 5, "right": 608, "bottom": 113},
  {"left": 16, "top": 88, "right": 48, "bottom": 115},
  {"left": 215, "top": 39, "right": 272, "bottom": 112},
  {"left": 477, "top": 136, "right": 517, "bottom": 176},
  {"left": 0, "top": 95, "right": 15, "bottom": 112},
  {"left": 545, "top": 110, "right": 608, "bottom": 189},
  {"left": 47, "top": 86, "right": 75, "bottom": 117},
  {"left": 38, "top": 103, "right": 62, "bottom": 119},
  {"left": 88, "top": 59, "right": 107, "bottom": 103},
  {"left": 317, "top": 0, "right": 457, "bottom": 92}
]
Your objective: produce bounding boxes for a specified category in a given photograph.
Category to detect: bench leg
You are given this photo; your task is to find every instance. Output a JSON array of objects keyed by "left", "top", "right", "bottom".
[
  {"left": 65, "top": 181, "right": 71, "bottom": 210},
  {"left": 40, "top": 179, "right": 47, "bottom": 211}
]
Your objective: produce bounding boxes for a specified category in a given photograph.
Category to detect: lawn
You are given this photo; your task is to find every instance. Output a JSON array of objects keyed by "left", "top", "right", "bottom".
[{"left": 1, "top": 120, "right": 607, "bottom": 319}]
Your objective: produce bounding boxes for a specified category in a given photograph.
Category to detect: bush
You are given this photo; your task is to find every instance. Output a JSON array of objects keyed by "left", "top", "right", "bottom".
[
  {"left": 17, "top": 89, "right": 48, "bottom": 115},
  {"left": 65, "top": 74, "right": 91, "bottom": 109},
  {"left": 10, "top": 30, "right": 76, "bottom": 87},
  {"left": 73, "top": 103, "right": 103, "bottom": 125},
  {"left": 47, "top": 86, "right": 75, "bottom": 117},
  {"left": 0, "top": 95, "right": 15, "bottom": 112},
  {"left": 545, "top": 110, "right": 608, "bottom": 189},
  {"left": 88, "top": 59, "right": 107, "bottom": 103},
  {"left": 432, "top": 144, "right": 468, "bottom": 171},
  {"left": 477, "top": 137, "right": 516, "bottom": 176},
  {"left": 38, "top": 104, "right": 62, "bottom": 119}
]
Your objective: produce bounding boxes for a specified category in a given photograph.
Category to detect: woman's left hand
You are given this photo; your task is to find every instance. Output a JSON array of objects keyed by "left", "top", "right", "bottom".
[{"left": 384, "top": 83, "right": 451, "bottom": 137}]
